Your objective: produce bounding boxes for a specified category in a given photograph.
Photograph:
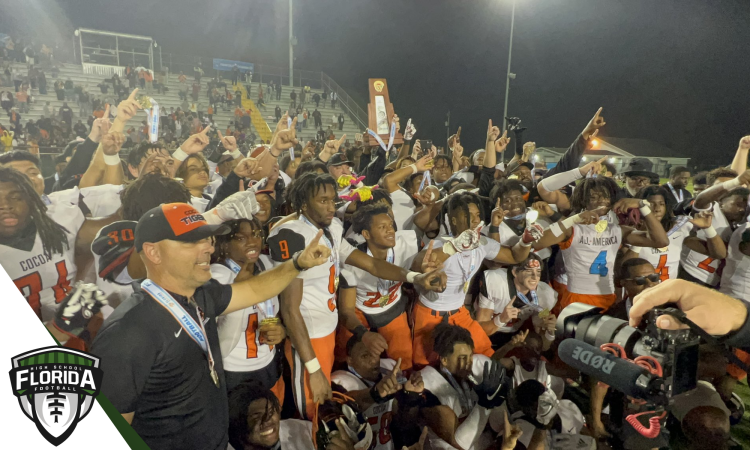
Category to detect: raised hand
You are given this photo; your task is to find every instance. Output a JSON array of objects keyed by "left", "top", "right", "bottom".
[
  {"left": 181, "top": 125, "right": 212, "bottom": 155},
  {"left": 689, "top": 210, "right": 713, "bottom": 229},
  {"left": 510, "top": 329, "right": 529, "bottom": 347},
  {"left": 521, "top": 142, "right": 536, "bottom": 161},
  {"left": 501, "top": 410, "right": 523, "bottom": 450},
  {"left": 323, "top": 134, "right": 346, "bottom": 156},
  {"left": 582, "top": 107, "right": 606, "bottom": 140},
  {"left": 499, "top": 304, "right": 520, "bottom": 325},
  {"left": 737, "top": 169, "right": 750, "bottom": 186},
  {"left": 217, "top": 129, "right": 237, "bottom": 152},
  {"left": 405, "top": 372, "right": 425, "bottom": 393},
  {"left": 115, "top": 88, "right": 141, "bottom": 124},
  {"left": 487, "top": 119, "right": 501, "bottom": 142},
  {"left": 491, "top": 199, "right": 508, "bottom": 227},
  {"left": 375, "top": 358, "right": 403, "bottom": 398},
  {"left": 579, "top": 155, "right": 608, "bottom": 177},
  {"left": 297, "top": 230, "right": 333, "bottom": 269},
  {"left": 89, "top": 104, "right": 111, "bottom": 143},
  {"left": 101, "top": 130, "right": 125, "bottom": 156},
  {"left": 362, "top": 331, "right": 389, "bottom": 358},
  {"left": 521, "top": 223, "right": 545, "bottom": 244},
  {"left": 420, "top": 241, "right": 440, "bottom": 273},
  {"left": 208, "top": 190, "right": 260, "bottom": 222},
  {"left": 411, "top": 139, "right": 422, "bottom": 160},
  {"left": 271, "top": 117, "right": 299, "bottom": 153},
  {"left": 495, "top": 129, "right": 510, "bottom": 153},
  {"left": 233, "top": 157, "right": 262, "bottom": 178},
  {"left": 739, "top": 135, "right": 750, "bottom": 151},
  {"left": 53, "top": 282, "right": 109, "bottom": 338},
  {"left": 415, "top": 153, "right": 434, "bottom": 172},
  {"left": 532, "top": 201, "right": 555, "bottom": 217},
  {"left": 275, "top": 113, "right": 289, "bottom": 133},
  {"left": 414, "top": 185, "right": 440, "bottom": 206},
  {"left": 448, "top": 126, "right": 461, "bottom": 150},
  {"left": 471, "top": 360, "right": 507, "bottom": 408}
]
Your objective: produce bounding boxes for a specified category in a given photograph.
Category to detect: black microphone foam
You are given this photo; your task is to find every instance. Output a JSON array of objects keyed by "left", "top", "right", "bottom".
[{"left": 558, "top": 339, "right": 655, "bottom": 399}]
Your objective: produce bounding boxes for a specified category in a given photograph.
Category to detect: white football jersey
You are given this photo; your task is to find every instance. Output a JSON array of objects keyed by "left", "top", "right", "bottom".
[
  {"left": 341, "top": 231, "right": 418, "bottom": 316},
  {"left": 2, "top": 201, "right": 84, "bottom": 321},
  {"left": 720, "top": 223, "right": 750, "bottom": 302},
  {"left": 630, "top": 217, "right": 693, "bottom": 281},
  {"left": 80, "top": 184, "right": 124, "bottom": 218},
  {"left": 267, "top": 217, "right": 356, "bottom": 339},
  {"left": 390, "top": 189, "right": 416, "bottom": 232},
  {"left": 560, "top": 217, "right": 622, "bottom": 295},
  {"left": 418, "top": 237, "right": 501, "bottom": 311},
  {"left": 488, "top": 208, "right": 554, "bottom": 261},
  {"left": 476, "top": 268, "right": 558, "bottom": 334},
  {"left": 213, "top": 255, "right": 280, "bottom": 372},
  {"left": 680, "top": 203, "right": 732, "bottom": 286},
  {"left": 332, "top": 359, "right": 397, "bottom": 450}
]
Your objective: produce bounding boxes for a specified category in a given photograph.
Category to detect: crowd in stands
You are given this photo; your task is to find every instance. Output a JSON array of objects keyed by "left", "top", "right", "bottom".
[{"left": 3, "top": 31, "right": 750, "bottom": 450}]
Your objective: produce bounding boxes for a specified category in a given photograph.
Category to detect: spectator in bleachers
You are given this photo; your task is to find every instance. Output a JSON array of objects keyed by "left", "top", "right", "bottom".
[
  {"left": 235, "top": 88, "right": 242, "bottom": 107},
  {"left": 330, "top": 113, "right": 336, "bottom": 128},
  {"left": 15, "top": 87, "right": 28, "bottom": 114},
  {"left": 275, "top": 105, "right": 282, "bottom": 122},
  {"left": 1, "top": 90, "right": 12, "bottom": 114},
  {"left": 231, "top": 65, "right": 239, "bottom": 85},
  {"left": 194, "top": 65, "right": 204, "bottom": 82},
  {"left": 145, "top": 70, "right": 153, "bottom": 92},
  {"left": 303, "top": 108, "right": 308, "bottom": 128},
  {"left": 275, "top": 81, "right": 281, "bottom": 100},
  {"left": 322, "top": 88, "right": 328, "bottom": 107},
  {"left": 64, "top": 78, "right": 74, "bottom": 101},
  {"left": 313, "top": 108, "right": 322, "bottom": 129},
  {"left": 54, "top": 79, "right": 64, "bottom": 100},
  {"left": 299, "top": 87, "right": 306, "bottom": 107},
  {"left": 59, "top": 102, "right": 73, "bottom": 128},
  {"left": 37, "top": 69, "right": 47, "bottom": 95},
  {"left": 78, "top": 87, "right": 91, "bottom": 117},
  {"left": 42, "top": 101, "right": 52, "bottom": 119},
  {"left": 127, "top": 70, "right": 136, "bottom": 89},
  {"left": 73, "top": 120, "right": 87, "bottom": 138},
  {"left": 12, "top": 67, "right": 23, "bottom": 92},
  {"left": 338, "top": 113, "right": 344, "bottom": 131},
  {"left": 290, "top": 89, "right": 297, "bottom": 109},
  {"left": 28, "top": 66, "right": 38, "bottom": 91},
  {"left": 312, "top": 92, "right": 320, "bottom": 108},
  {"left": 331, "top": 91, "right": 337, "bottom": 109},
  {"left": 9, "top": 108, "right": 21, "bottom": 134},
  {"left": 191, "top": 81, "right": 200, "bottom": 101}
]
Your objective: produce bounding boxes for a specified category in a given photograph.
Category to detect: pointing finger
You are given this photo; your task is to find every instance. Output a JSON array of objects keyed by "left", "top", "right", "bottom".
[
  {"left": 128, "top": 88, "right": 139, "bottom": 101},
  {"left": 392, "top": 358, "right": 402, "bottom": 376},
  {"left": 597, "top": 156, "right": 608, "bottom": 164},
  {"left": 310, "top": 229, "right": 323, "bottom": 248},
  {"left": 338, "top": 134, "right": 347, "bottom": 147},
  {"left": 456, "top": 126, "right": 462, "bottom": 141},
  {"left": 201, "top": 125, "right": 211, "bottom": 135},
  {"left": 488, "top": 119, "right": 492, "bottom": 132},
  {"left": 593, "top": 106, "right": 603, "bottom": 119},
  {"left": 217, "top": 129, "right": 224, "bottom": 141},
  {"left": 103, "top": 103, "right": 110, "bottom": 119}
]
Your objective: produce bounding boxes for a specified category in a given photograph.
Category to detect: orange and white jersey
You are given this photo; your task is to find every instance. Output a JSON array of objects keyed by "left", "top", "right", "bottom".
[
  {"left": 267, "top": 217, "right": 355, "bottom": 339},
  {"left": 629, "top": 216, "right": 693, "bottom": 281},
  {"left": 1, "top": 201, "right": 83, "bottom": 321},
  {"left": 332, "top": 359, "right": 398, "bottom": 450},
  {"left": 213, "top": 255, "right": 281, "bottom": 372},
  {"left": 680, "top": 203, "right": 732, "bottom": 286},
  {"left": 720, "top": 223, "right": 750, "bottom": 302},
  {"left": 340, "top": 230, "right": 418, "bottom": 316},
  {"left": 560, "top": 215, "right": 622, "bottom": 296}
]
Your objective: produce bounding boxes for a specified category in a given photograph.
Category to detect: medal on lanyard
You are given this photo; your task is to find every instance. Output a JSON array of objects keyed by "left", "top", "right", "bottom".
[
  {"left": 141, "top": 279, "right": 220, "bottom": 388},
  {"left": 457, "top": 251, "right": 477, "bottom": 293},
  {"left": 367, "top": 246, "right": 395, "bottom": 307},
  {"left": 366, "top": 121, "right": 396, "bottom": 156},
  {"left": 667, "top": 182, "right": 683, "bottom": 203},
  {"left": 419, "top": 170, "right": 432, "bottom": 193}
]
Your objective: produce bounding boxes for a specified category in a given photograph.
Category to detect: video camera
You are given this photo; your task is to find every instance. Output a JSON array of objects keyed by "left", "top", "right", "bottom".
[{"left": 556, "top": 303, "right": 700, "bottom": 407}]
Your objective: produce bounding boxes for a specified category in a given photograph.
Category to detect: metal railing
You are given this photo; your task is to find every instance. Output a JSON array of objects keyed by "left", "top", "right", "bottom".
[{"left": 321, "top": 72, "right": 368, "bottom": 130}]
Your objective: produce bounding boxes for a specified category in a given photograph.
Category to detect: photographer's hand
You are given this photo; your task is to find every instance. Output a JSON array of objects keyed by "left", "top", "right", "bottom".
[{"left": 629, "top": 279, "right": 747, "bottom": 335}]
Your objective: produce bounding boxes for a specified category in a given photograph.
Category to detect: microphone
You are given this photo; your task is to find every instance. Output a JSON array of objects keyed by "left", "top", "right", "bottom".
[{"left": 558, "top": 339, "right": 659, "bottom": 399}]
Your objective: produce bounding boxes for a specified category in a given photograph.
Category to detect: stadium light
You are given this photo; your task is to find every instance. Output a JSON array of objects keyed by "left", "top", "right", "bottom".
[
  {"left": 591, "top": 139, "right": 599, "bottom": 147},
  {"left": 609, "top": 157, "right": 615, "bottom": 163},
  {"left": 582, "top": 156, "right": 588, "bottom": 162}
]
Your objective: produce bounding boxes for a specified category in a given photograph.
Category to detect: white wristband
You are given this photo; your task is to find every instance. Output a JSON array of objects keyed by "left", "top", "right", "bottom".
[
  {"left": 406, "top": 271, "right": 419, "bottom": 283},
  {"left": 103, "top": 153, "right": 121, "bottom": 166},
  {"left": 520, "top": 239, "right": 533, "bottom": 247},
  {"left": 722, "top": 178, "right": 741, "bottom": 190},
  {"left": 227, "top": 149, "right": 242, "bottom": 159},
  {"left": 703, "top": 225, "right": 718, "bottom": 239},
  {"left": 639, "top": 206, "right": 651, "bottom": 216},
  {"left": 305, "top": 358, "right": 321, "bottom": 374},
  {"left": 408, "top": 164, "right": 418, "bottom": 174},
  {"left": 561, "top": 214, "right": 582, "bottom": 230},
  {"left": 545, "top": 331, "right": 556, "bottom": 341},
  {"left": 493, "top": 315, "right": 507, "bottom": 328},
  {"left": 172, "top": 147, "right": 189, "bottom": 161}
]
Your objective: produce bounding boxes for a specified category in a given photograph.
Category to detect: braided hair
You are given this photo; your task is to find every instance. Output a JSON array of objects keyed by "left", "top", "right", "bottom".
[
  {"left": 570, "top": 177, "right": 619, "bottom": 214},
  {"left": 0, "top": 167, "right": 69, "bottom": 258},
  {"left": 211, "top": 217, "right": 264, "bottom": 264},
  {"left": 439, "top": 190, "right": 484, "bottom": 236},
  {"left": 636, "top": 185, "right": 674, "bottom": 231},
  {"left": 285, "top": 172, "right": 337, "bottom": 214}
]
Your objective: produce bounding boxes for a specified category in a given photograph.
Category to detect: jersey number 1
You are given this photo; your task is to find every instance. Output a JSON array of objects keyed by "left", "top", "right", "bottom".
[{"left": 589, "top": 250, "right": 608, "bottom": 277}]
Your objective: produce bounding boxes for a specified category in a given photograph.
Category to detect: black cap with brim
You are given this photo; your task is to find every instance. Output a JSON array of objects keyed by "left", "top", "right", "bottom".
[
  {"left": 624, "top": 170, "right": 659, "bottom": 179},
  {"left": 134, "top": 203, "right": 231, "bottom": 252}
]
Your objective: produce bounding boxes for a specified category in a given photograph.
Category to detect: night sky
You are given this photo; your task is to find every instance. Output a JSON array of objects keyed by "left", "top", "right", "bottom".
[{"left": 4, "top": 0, "right": 750, "bottom": 169}]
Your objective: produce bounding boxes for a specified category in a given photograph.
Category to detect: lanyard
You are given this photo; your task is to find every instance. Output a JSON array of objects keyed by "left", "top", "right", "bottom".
[
  {"left": 667, "top": 215, "right": 690, "bottom": 237},
  {"left": 41, "top": 194, "right": 51, "bottom": 206},
  {"left": 366, "top": 246, "right": 395, "bottom": 296},
  {"left": 667, "top": 183, "right": 683, "bottom": 203},
  {"left": 516, "top": 290, "right": 541, "bottom": 310},
  {"left": 441, "top": 367, "right": 474, "bottom": 417},
  {"left": 225, "top": 258, "right": 275, "bottom": 317},
  {"left": 348, "top": 366, "right": 376, "bottom": 388},
  {"left": 455, "top": 248, "right": 478, "bottom": 286},
  {"left": 141, "top": 279, "right": 219, "bottom": 385},
  {"left": 367, "top": 121, "right": 396, "bottom": 154},
  {"left": 300, "top": 214, "right": 339, "bottom": 280},
  {"left": 418, "top": 170, "right": 432, "bottom": 192}
]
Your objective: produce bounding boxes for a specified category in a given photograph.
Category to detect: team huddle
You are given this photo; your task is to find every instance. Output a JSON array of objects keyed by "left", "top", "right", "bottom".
[{"left": 2, "top": 86, "right": 750, "bottom": 450}]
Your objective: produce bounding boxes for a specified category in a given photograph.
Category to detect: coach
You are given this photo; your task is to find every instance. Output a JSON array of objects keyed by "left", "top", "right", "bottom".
[{"left": 91, "top": 202, "right": 330, "bottom": 450}]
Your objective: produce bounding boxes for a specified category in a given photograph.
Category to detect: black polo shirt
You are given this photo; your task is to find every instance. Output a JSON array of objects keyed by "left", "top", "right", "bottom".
[{"left": 91, "top": 279, "right": 232, "bottom": 450}]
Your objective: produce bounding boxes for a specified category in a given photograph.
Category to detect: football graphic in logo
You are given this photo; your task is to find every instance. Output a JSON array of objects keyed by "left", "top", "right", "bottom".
[{"left": 9, "top": 347, "right": 103, "bottom": 446}]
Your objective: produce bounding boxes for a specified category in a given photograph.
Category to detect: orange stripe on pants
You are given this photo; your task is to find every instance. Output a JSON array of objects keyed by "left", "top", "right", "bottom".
[
  {"left": 412, "top": 303, "right": 493, "bottom": 368},
  {"left": 335, "top": 309, "right": 414, "bottom": 371},
  {"left": 285, "top": 331, "right": 335, "bottom": 420},
  {"left": 560, "top": 290, "right": 616, "bottom": 312}
]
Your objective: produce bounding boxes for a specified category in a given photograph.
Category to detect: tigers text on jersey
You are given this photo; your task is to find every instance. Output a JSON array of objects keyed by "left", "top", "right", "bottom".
[
  {"left": 418, "top": 237, "right": 501, "bottom": 311},
  {"left": 720, "top": 223, "right": 750, "bottom": 302},
  {"left": 267, "top": 217, "right": 356, "bottom": 339},
  {"left": 331, "top": 359, "right": 398, "bottom": 450},
  {"left": 680, "top": 203, "right": 732, "bottom": 286},
  {"left": 212, "top": 256, "right": 281, "bottom": 373},
  {"left": 560, "top": 220, "right": 622, "bottom": 295},
  {"left": 630, "top": 218, "right": 693, "bottom": 281},
  {"left": 476, "top": 268, "right": 558, "bottom": 334},
  {"left": 2, "top": 199, "right": 83, "bottom": 321},
  {"left": 340, "top": 231, "right": 418, "bottom": 316}
]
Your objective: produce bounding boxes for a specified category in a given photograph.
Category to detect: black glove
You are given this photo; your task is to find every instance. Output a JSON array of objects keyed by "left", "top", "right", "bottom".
[
  {"left": 53, "top": 282, "right": 108, "bottom": 338},
  {"left": 472, "top": 361, "right": 507, "bottom": 409}
]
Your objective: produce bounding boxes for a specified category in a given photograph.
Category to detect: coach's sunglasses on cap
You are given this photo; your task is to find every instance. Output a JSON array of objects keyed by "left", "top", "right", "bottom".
[{"left": 622, "top": 273, "right": 661, "bottom": 286}]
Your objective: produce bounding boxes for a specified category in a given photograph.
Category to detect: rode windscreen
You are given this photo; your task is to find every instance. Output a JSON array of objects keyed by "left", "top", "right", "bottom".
[{"left": 558, "top": 339, "right": 657, "bottom": 399}]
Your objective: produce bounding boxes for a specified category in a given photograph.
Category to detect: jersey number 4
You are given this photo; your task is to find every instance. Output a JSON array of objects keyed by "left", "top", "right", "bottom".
[
  {"left": 589, "top": 250, "right": 608, "bottom": 277},
  {"left": 13, "top": 260, "right": 72, "bottom": 319}
]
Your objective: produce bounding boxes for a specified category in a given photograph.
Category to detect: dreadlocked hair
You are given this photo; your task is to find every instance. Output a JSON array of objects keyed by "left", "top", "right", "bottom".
[
  {"left": 439, "top": 191, "right": 484, "bottom": 236},
  {"left": 351, "top": 204, "right": 391, "bottom": 235},
  {"left": 211, "top": 217, "right": 264, "bottom": 264},
  {"left": 228, "top": 380, "right": 281, "bottom": 450},
  {"left": 285, "top": 172, "right": 337, "bottom": 214},
  {"left": 0, "top": 167, "right": 69, "bottom": 258},
  {"left": 433, "top": 323, "right": 474, "bottom": 358},
  {"left": 570, "top": 177, "right": 619, "bottom": 213},
  {"left": 636, "top": 185, "right": 674, "bottom": 231},
  {"left": 120, "top": 173, "right": 191, "bottom": 221}
]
